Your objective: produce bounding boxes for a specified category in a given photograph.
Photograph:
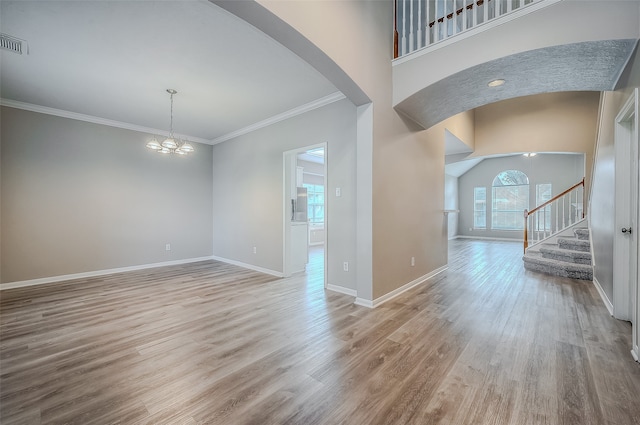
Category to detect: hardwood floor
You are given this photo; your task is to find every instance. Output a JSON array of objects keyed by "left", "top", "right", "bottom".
[{"left": 2, "top": 239, "right": 640, "bottom": 424}]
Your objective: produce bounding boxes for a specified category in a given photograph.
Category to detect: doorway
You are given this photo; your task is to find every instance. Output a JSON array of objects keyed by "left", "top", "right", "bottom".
[
  {"left": 283, "top": 143, "right": 327, "bottom": 289},
  {"left": 613, "top": 88, "right": 639, "bottom": 360}
]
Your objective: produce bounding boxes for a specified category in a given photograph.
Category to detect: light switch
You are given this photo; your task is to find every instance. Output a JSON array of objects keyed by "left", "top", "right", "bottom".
[{"left": 336, "top": 187, "right": 341, "bottom": 197}]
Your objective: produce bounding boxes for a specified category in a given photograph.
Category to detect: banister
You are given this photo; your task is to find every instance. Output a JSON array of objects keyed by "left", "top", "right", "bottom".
[
  {"left": 525, "top": 177, "right": 584, "bottom": 217},
  {"left": 428, "top": 0, "right": 488, "bottom": 28},
  {"left": 395, "top": 0, "right": 540, "bottom": 57},
  {"left": 523, "top": 177, "right": 585, "bottom": 253}
]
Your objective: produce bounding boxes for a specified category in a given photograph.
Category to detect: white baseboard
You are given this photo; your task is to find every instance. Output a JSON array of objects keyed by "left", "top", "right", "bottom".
[
  {"left": 592, "top": 276, "right": 614, "bottom": 316},
  {"left": 354, "top": 265, "right": 448, "bottom": 309},
  {"left": 210, "top": 255, "right": 283, "bottom": 278},
  {"left": 632, "top": 347, "right": 639, "bottom": 362},
  {"left": 456, "top": 235, "right": 524, "bottom": 242},
  {"left": 354, "top": 297, "right": 374, "bottom": 308},
  {"left": 0, "top": 256, "right": 215, "bottom": 290},
  {"left": 326, "top": 284, "right": 357, "bottom": 297}
]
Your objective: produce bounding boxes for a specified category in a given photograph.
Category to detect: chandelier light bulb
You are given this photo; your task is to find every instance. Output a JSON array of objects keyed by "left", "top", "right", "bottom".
[{"left": 146, "top": 138, "right": 161, "bottom": 150}]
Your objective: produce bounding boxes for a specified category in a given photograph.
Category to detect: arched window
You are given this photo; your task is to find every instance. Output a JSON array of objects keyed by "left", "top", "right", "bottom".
[{"left": 492, "top": 170, "right": 529, "bottom": 230}]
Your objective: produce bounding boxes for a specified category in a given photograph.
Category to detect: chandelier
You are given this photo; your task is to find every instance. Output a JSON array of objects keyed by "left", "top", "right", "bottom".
[{"left": 146, "top": 89, "right": 194, "bottom": 155}]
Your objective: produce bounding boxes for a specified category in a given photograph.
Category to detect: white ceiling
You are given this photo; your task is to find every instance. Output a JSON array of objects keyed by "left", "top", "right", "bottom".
[{"left": 0, "top": 0, "right": 340, "bottom": 144}]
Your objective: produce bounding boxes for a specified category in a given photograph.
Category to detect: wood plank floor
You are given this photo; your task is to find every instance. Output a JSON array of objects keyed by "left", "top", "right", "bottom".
[{"left": 2, "top": 240, "right": 640, "bottom": 424}]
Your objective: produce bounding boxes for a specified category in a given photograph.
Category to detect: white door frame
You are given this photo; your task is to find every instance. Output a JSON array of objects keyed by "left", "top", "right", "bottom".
[
  {"left": 282, "top": 143, "right": 328, "bottom": 288},
  {"left": 613, "top": 88, "right": 639, "bottom": 360}
]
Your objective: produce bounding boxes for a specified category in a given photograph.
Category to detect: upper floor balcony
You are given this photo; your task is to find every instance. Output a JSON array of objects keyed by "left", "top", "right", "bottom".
[{"left": 393, "top": 0, "right": 640, "bottom": 130}]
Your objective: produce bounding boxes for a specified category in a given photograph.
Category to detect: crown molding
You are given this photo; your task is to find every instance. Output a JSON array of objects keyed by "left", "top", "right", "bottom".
[
  {"left": 210, "top": 91, "right": 346, "bottom": 144},
  {"left": 0, "top": 98, "right": 212, "bottom": 145}
]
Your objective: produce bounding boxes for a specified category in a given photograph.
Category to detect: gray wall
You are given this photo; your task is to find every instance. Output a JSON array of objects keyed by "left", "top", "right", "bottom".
[
  {"left": 1, "top": 107, "right": 213, "bottom": 283},
  {"left": 444, "top": 174, "right": 459, "bottom": 239},
  {"left": 212, "top": 99, "right": 357, "bottom": 290},
  {"left": 458, "top": 153, "right": 585, "bottom": 240},
  {"left": 591, "top": 42, "right": 640, "bottom": 301}
]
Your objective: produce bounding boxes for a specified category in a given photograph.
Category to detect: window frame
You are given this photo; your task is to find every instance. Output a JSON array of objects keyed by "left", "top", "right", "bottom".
[
  {"left": 473, "top": 186, "right": 487, "bottom": 229},
  {"left": 302, "top": 183, "right": 325, "bottom": 225},
  {"left": 491, "top": 170, "right": 530, "bottom": 231}
]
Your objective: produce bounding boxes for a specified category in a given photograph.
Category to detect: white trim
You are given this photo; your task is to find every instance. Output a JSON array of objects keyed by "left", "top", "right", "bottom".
[
  {"left": 355, "top": 265, "right": 448, "bottom": 309},
  {"left": 2, "top": 92, "right": 346, "bottom": 147},
  {"left": 210, "top": 255, "right": 283, "bottom": 278},
  {"left": 589, "top": 92, "right": 606, "bottom": 209},
  {"left": 282, "top": 142, "right": 327, "bottom": 283},
  {"left": 593, "top": 276, "right": 614, "bottom": 316},
  {"left": 392, "top": 0, "right": 561, "bottom": 65},
  {"left": 632, "top": 347, "right": 639, "bottom": 362},
  {"left": 211, "top": 92, "right": 345, "bottom": 144},
  {"left": 354, "top": 297, "right": 374, "bottom": 308},
  {"left": 456, "top": 235, "right": 523, "bottom": 242},
  {"left": 613, "top": 89, "right": 638, "bottom": 321},
  {"left": 0, "top": 98, "right": 211, "bottom": 145},
  {"left": 326, "top": 284, "right": 357, "bottom": 297},
  {"left": 0, "top": 256, "right": 214, "bottom": 290}
]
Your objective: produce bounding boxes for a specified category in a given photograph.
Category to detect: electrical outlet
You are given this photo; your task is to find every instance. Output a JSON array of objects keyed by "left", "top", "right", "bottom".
[
  {"left": 411, "top": 257, "right": 415, "bottom": 267},
  {"left": 253, "top": 246, "right": 257, "bottom": 254},
  {"left": 165, "top": 243, "right": 171, "bottom": 251},
  {"left": 343, "top": 261, "right": 349, "bottom": 272}
]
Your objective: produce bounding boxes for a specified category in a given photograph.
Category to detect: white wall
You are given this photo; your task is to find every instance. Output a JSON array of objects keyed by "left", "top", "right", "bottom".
[
  {"left": 1, "top": 106, "right": 214, "bottom": 283},
  {"left": 444, "top": 174, "right": 459, "bottom": 239},
  {"left": 212, "top": 99, "right": 357, "bottom": 290},
  {"left": 591, "top": 41, "right": 640, "bottom": 303},
  {"left": 458, "top": 153, "right": 585, "bottom": 240}
]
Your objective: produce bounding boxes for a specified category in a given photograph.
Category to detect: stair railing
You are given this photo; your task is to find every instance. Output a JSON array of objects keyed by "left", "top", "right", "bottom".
[
  {"left": 523, "top": 177, "right": 585, "bottom": 253},
  {"left": 394, "top": 0, "right": 541, "bottom": 58}
]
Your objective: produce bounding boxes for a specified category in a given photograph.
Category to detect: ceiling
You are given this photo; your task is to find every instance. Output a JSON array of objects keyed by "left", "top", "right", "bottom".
[
  {"left": 0, "top": 0, "right": 340, "bottom": 144},
  {"left": 396, "top": 39, "right": 638, "bottom": 130}
]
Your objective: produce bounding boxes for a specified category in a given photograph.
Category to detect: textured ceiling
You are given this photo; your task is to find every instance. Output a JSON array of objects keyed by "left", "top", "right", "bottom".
[
  {"left": 395, "top": 40, "right": 638, "bottom": 130},
  {"left": 0, "top": 0, "right": 338, "bottom": 143}
]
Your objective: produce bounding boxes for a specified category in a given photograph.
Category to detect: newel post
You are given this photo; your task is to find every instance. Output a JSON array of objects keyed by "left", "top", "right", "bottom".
[{"left": 523, "top": 209, "right": 529, "bottom": 254}]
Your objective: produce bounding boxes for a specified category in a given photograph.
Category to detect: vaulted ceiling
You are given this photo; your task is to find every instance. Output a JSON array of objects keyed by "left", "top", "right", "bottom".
[{"left": 0, "top": 0, "right": 339, "bottom": 144}]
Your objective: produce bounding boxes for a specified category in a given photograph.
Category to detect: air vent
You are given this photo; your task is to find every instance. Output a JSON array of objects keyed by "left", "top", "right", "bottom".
[{"left": 1, "top": 33, "right": 24, "bottom": 55}]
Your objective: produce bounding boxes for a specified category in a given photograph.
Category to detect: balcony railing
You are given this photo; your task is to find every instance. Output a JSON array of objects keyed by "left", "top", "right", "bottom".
[
  {"left": 523, "top": 178, "right": 585, "bottom": 253},
  {"left": 394, "top": 0, "right": 541, "bottom": 58}
]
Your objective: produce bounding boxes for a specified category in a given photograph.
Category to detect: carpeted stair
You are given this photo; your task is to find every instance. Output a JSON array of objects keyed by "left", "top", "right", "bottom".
[{"left": 522, "top": 227, "right": 593, "bottom": 280}]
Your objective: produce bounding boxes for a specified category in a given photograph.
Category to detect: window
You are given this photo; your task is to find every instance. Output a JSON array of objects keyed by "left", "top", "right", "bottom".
[
  {"left": 535, "top": 183, "right": 552, "bottom": 231},
  {"left": 474, "top": 187, "right": 486, "bottom": 229},
  {"left": 491, "top": 170, "right": 529, "bottom": 230},
  {"left": 303, "top": 183, "right": 324, "bottom": 224}
]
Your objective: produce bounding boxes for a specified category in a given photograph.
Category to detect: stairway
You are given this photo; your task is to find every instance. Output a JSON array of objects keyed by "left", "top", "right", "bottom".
[{"left": 522, "top": 228, "right": 593, "bottom": 281}]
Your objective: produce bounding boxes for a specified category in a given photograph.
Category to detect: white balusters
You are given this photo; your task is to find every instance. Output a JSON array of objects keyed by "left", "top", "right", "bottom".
[
  {"left": 523, "top": 179, "right": 586, "bottom": 252},
  {"left": 409, "top": 0, "right": 415, "bottom": 52},
  {"left": 553, "top": 200, "right": 560, "bottom": 233},
  {"left": 417, "top": 0, "right": 423, "bottom": 49},
  {"left": 402, "top": 0, "right": 407, "bottom": 56},
  {"left": 471, "top": 0, "right": 476, "bottom": 27},
  {"left": 395, "top": 0, "right": 542, "bottom": 57},
  {"left": 425, "top": 0, "right": 431, "bottom": 46}
]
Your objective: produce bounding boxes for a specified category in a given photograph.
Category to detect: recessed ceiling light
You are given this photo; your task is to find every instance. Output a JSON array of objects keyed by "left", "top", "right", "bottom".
[{"left": 488, "top": 79, "right": 505, "bottom": 87}]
